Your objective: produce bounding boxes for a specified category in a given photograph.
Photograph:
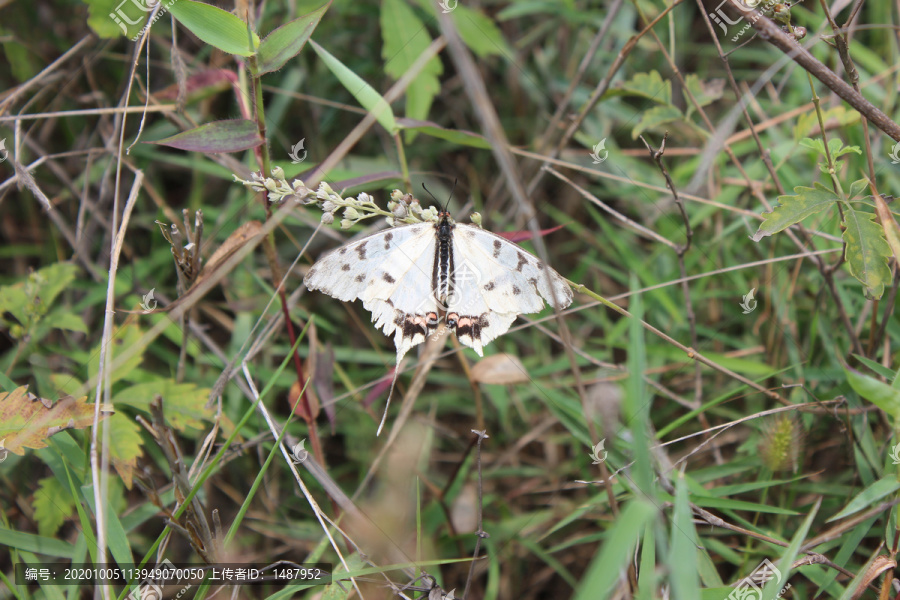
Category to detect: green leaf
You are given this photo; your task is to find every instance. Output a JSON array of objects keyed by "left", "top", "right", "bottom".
[
  {"left": 841, "top": 205, "right": 892, "bottom": 299},
  {"left": 631, "top": 104, "right": 682, "bottom": 139},
  {"left": 381, "top": 0, "right": 442, "bottom": 123},
  {"left": 257, "top": 3, "right": 329, "bottom": 74},
  {"left": 311, "top": 40, "right": 397, "bottom": 134},
  {"left": 168, "top": 0, "right": 259, "bottom": 57},
  {"left": 573, "top": 500, "right": 657, "bottom": 600},
  {"left": 684, "top": 74, "right": 723, "bottom": 117},
  {"left": 148, "top": 119, "right": 264, "bottom": 153},
  {"left": 397, "top": 118, "right": 491, "bottom": 148},
  {"left": 0, "top": 527, "right": 76, "bottom": 558},
  {"left": 849, "top": 178, "right": 869, "bottom": 199},
  {"left": 799, "top": 136, "right": 861, "bottom": 159},
  {"left": 845, "top": 367, "right": 900, "bottom": 418},
  {"left": 451, "top": 4, "right": 510, "bottom": 57},
  {"left": 751, "top": 183, "right": 838, "bottom": 242},
  {"left": 669, "top": 473, "right": 700, "bottom": 599},
  {"left": 88, "top": 323, "right": 144, "bottom": 385},
  {"left": 102, "top": 413, "right": 144, "bottom": 489},
  {"left": 34, "top": 477, "right": 76, "bottom": 537},
  {"left": 614, "top": 70, "right": 672, "bottom": 104},
  {"left": 828, "top": 475, "right": 900, "bottom": 522},
  {"left": 113, "top": 379, "right": 214, "bottom": 430}
]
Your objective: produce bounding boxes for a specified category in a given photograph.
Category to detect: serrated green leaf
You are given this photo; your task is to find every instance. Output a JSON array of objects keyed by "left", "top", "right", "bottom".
[
  {"left": 113, "top": 379, "right": 214, "bottom": 430},
  {"left": 846, "top": 367, "right": 900, "bottom": 418},
  {"left": 34, "top": 477, "right": 75, "bottom": 537},
  {"left": 631, "top": 104, "right": 682, "bottom": 139},
  {"left": 257, "top": 2, "right": 329, "bottom": 75},
  {"left": 311, "top": 40, "right": 397, "bottom": 134},
  {"left": 168, "top": 0, "right": 259, "bottom": 57},
  {"left": 148, "top": 119, "right": 264, "bottom": 153},
  {"left": 102, "top": 413, "right": 144, "bottom": 489},
  {"left": 849, "top": 178, "right": 869, "bottom": 199},
  {"left": 842, "top": 206, "right": 892, "bottom": 299},
  {"left": 617, "top": 70, "right": 672, "bottom": 104},
  {"left": 684, "top": 74, "right": 723, "bottom": 117},
  {"left": 381, "top": 0, "right": 442, "bottom": 124},
  {"left": 800, "top": 136, "right": 861, "bottom": 160},
  {"left": 751, "top": 183, "right": 837, "bottom": 242},
  {"left": 88, "top": 323, "right": 144, "bottom": 385}
]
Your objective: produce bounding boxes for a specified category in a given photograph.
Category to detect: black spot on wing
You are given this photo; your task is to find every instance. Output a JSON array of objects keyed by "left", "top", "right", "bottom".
[
  {"left": 356, "top": 241, "right": 368, "bottom": 260},
  {"left": 339, "top": 247, "right": 347, "bottom": 255},
  {"left": 382, "top": 272, "right": 395, "bottom": 284},
  {"left": 383, "top": 232, "right": 393, "bottom": 250},
  {"left": 341, "top": 264, "right": 351, "bottom": 271},
  {"left": 355, "top": 274, "right": 366, "bottom": 283},
  {"left": 515, "top": 251, "right": 529, "bottom": 272},
  {"left": 483, "top": 281, "right": 495, "bottom": 291},
  {"left": 512, "top": 285, "right": 521, "bottom": 295},
  {"left": 492, "top": 239, "right": 502, "bottom": 258}
]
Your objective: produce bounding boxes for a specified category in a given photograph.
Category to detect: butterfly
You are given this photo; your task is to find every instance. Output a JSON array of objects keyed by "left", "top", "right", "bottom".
[{"left": 304, "top": 209, "right": 573, "bottom": 433}]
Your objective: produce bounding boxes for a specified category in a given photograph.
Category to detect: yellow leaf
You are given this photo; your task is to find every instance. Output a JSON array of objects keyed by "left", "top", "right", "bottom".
[{"left": 0, "top": 386, "right": 113, "bottom": 455}]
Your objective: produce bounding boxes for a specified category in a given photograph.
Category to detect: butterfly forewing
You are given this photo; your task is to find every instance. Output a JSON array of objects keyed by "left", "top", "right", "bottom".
[{"left": 304, "top": 223, "right": 441, "bottom": 362}]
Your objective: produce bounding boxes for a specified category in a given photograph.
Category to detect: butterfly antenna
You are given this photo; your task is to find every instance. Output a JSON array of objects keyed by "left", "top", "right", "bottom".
[
  {"left": 421, "top": 182, "right": 441, "bottom": 208},
  {"left": 446, "top": 178, "right": 457, "bottom": 212},
  {"left": 377, "top": 365, "right": 402, "bottom": 436}
]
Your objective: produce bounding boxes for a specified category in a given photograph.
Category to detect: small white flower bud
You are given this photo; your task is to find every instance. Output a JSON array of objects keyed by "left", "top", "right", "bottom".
[
  {"left": 343, "top": 207, "right": 360, "bottom": 220},
  {"left": 322, "top": 200, "right": 336, "bottom": 213},
  {"left": 321, "top": 212, "right": 335, "bottom": 225},
  {"left": 391, "top": 189, "right": 404, "bottom": 201},
  {"left": 340, "top": 218, "right": 353, "bottom": 229},
  {"left": 271, "top": 166, "right": 285, "bottom": 180}
]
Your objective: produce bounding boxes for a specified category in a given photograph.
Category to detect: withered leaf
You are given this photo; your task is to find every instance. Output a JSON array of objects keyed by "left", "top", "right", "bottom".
[{"left": 0, "top": 386, "right": 113, "bottom": 455}]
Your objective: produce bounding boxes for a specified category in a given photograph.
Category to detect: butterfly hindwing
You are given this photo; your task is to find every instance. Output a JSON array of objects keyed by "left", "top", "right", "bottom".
[{"left": 447, "top": 223, "right": 573, "bottom": 355}]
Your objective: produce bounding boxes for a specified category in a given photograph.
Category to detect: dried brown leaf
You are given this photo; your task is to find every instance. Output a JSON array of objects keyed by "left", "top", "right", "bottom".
[{"left": 0, "top": 386, "right": 113, "bottom": 455}]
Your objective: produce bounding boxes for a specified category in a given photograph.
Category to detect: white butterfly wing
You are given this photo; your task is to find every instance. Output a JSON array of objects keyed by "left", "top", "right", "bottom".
[
  {"left": 304, "top": 223, "right": 440, "bottom": 361},
  {"left": 448, "top": 224, "right": 572, "bottom": 355}
]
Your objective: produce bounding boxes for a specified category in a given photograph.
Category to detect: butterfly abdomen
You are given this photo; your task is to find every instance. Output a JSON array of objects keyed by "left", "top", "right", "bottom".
[{"left": 434, "top": 212, "right": 455, "bottom": 305}]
